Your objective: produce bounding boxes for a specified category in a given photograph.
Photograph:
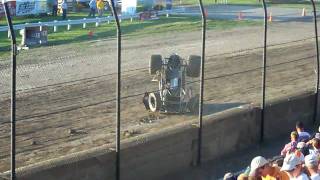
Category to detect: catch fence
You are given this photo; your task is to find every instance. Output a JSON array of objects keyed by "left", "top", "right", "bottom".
[{"left": 1, "top": 0, "right": 320, "bottom": 179}]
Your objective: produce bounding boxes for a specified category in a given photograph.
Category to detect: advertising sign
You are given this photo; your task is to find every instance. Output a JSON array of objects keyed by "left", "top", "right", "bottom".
[
  {"left": 16, "top": 0, "right": 48, "bottom": 16},
  {"left": 16, "top": 0, "right": 36, "bottom": 15},
  {"left": 0, "top": 0, "right": 48, "bottom": 17},
  {"left": 121, "top": 0, "right": 136, "bottom": 16},
  {"left": 25, "top": 26, "right": 48, "bottom": 45}
]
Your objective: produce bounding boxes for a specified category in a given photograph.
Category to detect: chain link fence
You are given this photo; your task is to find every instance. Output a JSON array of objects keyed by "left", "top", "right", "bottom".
[{"left": 0, "top": 0, "right": 320, "bottom": 178}]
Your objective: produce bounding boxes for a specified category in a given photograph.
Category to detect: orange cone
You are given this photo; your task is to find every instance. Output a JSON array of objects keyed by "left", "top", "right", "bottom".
[
  {"left": 238, "top": 11, "right": 243, "bottom": 20},
  {"left": 88, "top": 31, "right": 94, "bottom": 38},
  {"left": 268, "top": 12, "right": 272, "bottom": 22},
  {"left": 301, "top": 8, "right": 306, "bottom": 17}
]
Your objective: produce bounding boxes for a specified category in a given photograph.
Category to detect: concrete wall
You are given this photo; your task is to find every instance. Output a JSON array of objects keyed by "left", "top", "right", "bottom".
[
  {"left": 264, "top": 91, "right": 315, "bottom": 139},
  {"left": 0, "top": 91, "right": 317, "bottom": 180},
  {"left": 201, "top": 105, "right": 261, "bottom": 163}
]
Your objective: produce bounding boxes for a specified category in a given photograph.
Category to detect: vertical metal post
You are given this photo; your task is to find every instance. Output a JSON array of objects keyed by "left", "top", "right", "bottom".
[
  {"left": 197, "top": 0, "right": 206, "bottom": 165},
  {"left": 109, "top": 0, "right": 121, "bottom": 180},
  {"left": 261, "top": 0, "right": 267, "bottom": 143},
  {"left": 311, "top": 0, "right": 320, "bottom": 124},
  {"left": 3, "top": 1, "right": 17, "bottom": 179}
]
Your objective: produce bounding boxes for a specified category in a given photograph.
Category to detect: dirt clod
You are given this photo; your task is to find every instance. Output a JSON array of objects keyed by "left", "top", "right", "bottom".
[{"left": 68, "top": 129, "right": 77, "bottom": 135}]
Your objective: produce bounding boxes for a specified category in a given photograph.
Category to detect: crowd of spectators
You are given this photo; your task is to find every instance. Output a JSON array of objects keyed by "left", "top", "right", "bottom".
[
  {"left": 53, "top": 0, "right": 110, "bottom": 20},
  {"left": 223, "top": 121, "right": 320, "bottom": 180}
]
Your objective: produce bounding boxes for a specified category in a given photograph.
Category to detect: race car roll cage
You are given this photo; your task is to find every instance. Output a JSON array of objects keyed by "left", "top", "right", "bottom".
[
  {"left": 154, "top": 56, "right": 187, "bottom": 109},
  {"left": 145, "top": 54, "right": 200, "bottom": 113}
]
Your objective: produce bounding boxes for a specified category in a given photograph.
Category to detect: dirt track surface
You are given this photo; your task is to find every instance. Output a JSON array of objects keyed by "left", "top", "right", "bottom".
[{"left": 0, "top": 21, "right": 319, "bottom": 172}]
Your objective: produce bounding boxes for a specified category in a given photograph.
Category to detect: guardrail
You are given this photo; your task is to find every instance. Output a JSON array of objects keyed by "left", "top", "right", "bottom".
[{"left": 0, "top": 9, "right": 187, "bottom": 32}]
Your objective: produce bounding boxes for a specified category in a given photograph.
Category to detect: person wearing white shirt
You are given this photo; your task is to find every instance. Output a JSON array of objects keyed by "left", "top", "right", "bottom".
[
  {"left": 281, "top": 153, "right": 308, "bottom": 180},
  {"left": 305, "top": 154, "right": 320, "bottom": 180},
  {"left": 61, "top": 0, "right": 68, "bottom": 20}
]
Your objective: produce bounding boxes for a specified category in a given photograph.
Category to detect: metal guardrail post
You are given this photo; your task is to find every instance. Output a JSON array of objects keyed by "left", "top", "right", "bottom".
[
  {"left": 109, "top": 0, "right": 121, "bottom": 180},
  {"left": 95, "top": 17, "right": 100, "bottom": 27},
  {"left": 3, "top": 0, "right": 17, "bottom": 179},
  {"left": 197, "top": 0, "right": 206, "bottom": 165},
  {"left": 53, "top": 20, "right": 58, "bottom": 32},
  {"left": 83, "top": 18, "right": 87, "bottom": 28},
  {"left": 67, "top": 20, "right": 71, "bottom": 30},
  {"left": 261, "top": 0, "right": 268, "bottom": 143},
  {"left": 311, "top": 0, "right": 320, "bottom": 124}
]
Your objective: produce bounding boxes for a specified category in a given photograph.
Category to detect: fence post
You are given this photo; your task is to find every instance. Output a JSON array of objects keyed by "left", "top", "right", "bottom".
[
  {"left": 67, "top": 20, "right": 71, "bottom": 30},
  {"left": 38, "top": 21, "right": 42, "bottom": 31},
  {"left": 38, "top": 21, "right": 43, "bottom": 44},
  {"left": 95, "top": 17, "right": 100, "bottom": 27},
  {"left": 311, "top": 0, "right": 320, "bottom": 124},
  {"left": 83, "top": 18, "right": 87, "bottom": 28},
  {"left": 20, "top": 28, "right": 26, "bottom": 46},
  {"left": 110, "top": 1, "right": 122, "bottom": 180},
  {"left": 197, "top": 0, "right": 206, "bottom": 166},
  {"left": 3, "top": 1, "right": 17, "bottom": 179},
  {"left": 260, "top": 0, "right": 268, "bottom": 143},
  {"left": 54, "top": 20, "right": 58, "bottom": 32}
]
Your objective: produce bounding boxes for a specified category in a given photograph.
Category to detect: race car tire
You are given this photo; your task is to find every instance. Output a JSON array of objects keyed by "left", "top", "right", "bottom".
[
  {"left": 148, "top": 92, "right": 161, "bottom": 112},
  {"left": 150, "top": 55, "right": 162, "bottom": 75},
  {"left": 186, "top": 55, "right": 201, "bottom": 77}
]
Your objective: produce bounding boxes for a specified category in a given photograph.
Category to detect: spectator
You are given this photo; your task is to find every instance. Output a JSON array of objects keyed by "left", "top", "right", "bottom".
[
  {"left": 309, "top": 138, "right": 320, "bottom": 156},
  {"left": 273, "top": 158, "right": 285, "bottom": 168},
  {"left": 88, "top": 0, "right": 97, "bottom": 17},
  {"left": 237, "top": 174, "right": 248, "bottom": 180},
  {"left": 296, "top": 121, "right": 311, "bottom": 142},
  {"left": 105, "top": 1, "right": 109, "bottom": 11},
  {"left": 52, "top": 0, "right": 58, "bottom": 16},
  {"left": 166, "top": 0, "right": 172, "bottom": 10},
  {"left": 249, "top": 156, "right": 289, "bottom": 179},
  {"left": 61, "top": 0, "right": 68, "bottom": 20},
  {"left": 308, "top": 133, "right": 320, "bottom": 145},
  {"left": 96, "top": 0, "right": 105, "bottom": 17},
  {"left": 223, "top": 172, "right": 236, "bottom": 180},
  {"left": 281, "top": 153, "right": 308, "bottom": 180},
  {"left": 297, "top": 142, "right": 309, "bottom": 156},
  {"left": 305, "top": 154, "right": 320, "bottom": 180},
  {"left": 281, "top": 131, "right": 299, "bottom": 156}
]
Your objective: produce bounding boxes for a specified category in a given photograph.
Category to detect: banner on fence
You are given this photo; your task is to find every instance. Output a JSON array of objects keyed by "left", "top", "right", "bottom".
[
  {"left": 16, "top": 0, "right": 48, "bottom": 16},
  {"left": 0, "top": 0, "right": 48, "bottom": 18}
]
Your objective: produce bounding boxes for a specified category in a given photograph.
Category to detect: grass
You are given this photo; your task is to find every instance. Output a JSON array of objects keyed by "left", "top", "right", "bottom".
[{"left": 0, "top": 15, "right": 261, "bottom": 59}]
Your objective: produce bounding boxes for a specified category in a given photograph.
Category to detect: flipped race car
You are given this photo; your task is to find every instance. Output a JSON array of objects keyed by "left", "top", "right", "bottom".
[{"left": 143, "top": 54, "right": 201, "bottom": 113}]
